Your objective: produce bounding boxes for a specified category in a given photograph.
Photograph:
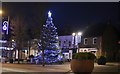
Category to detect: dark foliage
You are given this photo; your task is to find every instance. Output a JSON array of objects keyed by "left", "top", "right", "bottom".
[{"left": 72, "top": 52, "right": 96, "bottom": 60}]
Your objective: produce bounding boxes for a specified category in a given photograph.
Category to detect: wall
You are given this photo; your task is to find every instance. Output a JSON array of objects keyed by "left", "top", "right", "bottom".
[
  {"left": 58, "top": 35, "right": 81, "bottom": 49},
  {"left": 80, "top": 36, "right": 102, "bottom": 57}
]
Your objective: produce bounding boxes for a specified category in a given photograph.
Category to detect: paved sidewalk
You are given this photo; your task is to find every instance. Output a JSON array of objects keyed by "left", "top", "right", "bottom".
[
  {"left": 2, "top": 62, "right": 70, "bottom": 72},
  {"left": 1, "top": 62, "right": 120, "bottom": 74}
]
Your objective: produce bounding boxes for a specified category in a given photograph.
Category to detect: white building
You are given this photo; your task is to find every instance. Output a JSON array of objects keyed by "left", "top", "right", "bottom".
[
  {"left": 58, "top": 35, "right": 81, "bottom": 49},
  {"left": 58, "top": 35, "right": 81, "bottom": 60}
]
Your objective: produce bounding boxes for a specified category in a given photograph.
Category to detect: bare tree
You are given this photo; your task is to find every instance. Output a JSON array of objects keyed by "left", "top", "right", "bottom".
[{"left": 11, "top": 15, "right": 28, "bottom": 64}]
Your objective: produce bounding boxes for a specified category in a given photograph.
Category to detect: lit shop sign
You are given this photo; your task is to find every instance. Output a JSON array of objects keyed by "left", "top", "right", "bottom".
[{"left": 2, "top": 21, "right": 9, "bottom": 34}]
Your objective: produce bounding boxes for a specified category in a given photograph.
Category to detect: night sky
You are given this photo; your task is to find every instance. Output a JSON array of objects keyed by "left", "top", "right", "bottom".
[{"left": 2, "top": 2, "right": 120, "bottom": 36}]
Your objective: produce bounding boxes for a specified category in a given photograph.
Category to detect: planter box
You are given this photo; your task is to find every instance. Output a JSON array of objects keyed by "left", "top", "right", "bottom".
[{"left": 71, "top": 59, "right": 94, "bottom": 73}]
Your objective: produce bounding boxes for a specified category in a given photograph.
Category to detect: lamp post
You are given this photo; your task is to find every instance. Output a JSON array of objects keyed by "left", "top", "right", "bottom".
[
  {"left": 10, "top": 39, "right": 15, "bottom": 60},
  {"left": 72, "top": 32, "right": 82, "bottom": 52},
  {"left": 77, "top": 32, "right": 82, "bottom": 52},
  {"left": 72, "top": 33, "right": 76, "bottom": 48}
]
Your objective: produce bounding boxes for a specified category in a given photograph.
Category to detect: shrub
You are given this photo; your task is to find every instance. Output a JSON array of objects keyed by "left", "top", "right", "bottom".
[
  {"left": 97, "top": 56, "right": 106, "bottom": 65},
  {"left": 72, "top": 52, "right": 96, "bottom": 60}
]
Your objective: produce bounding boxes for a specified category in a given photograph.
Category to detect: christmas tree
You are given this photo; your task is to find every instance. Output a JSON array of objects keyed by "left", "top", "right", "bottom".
[{"left": 36, "top": 11, "right": 63, "bottom": 64}]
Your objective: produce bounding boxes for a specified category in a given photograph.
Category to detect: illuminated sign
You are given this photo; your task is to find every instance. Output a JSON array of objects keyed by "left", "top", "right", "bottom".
[{"left": 2, "top": 21, "right": 9, "bottom": 34}]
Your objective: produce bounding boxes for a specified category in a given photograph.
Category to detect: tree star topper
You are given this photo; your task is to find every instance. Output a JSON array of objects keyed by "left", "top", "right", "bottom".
[{"left": 48, "top": 11, "right": 52, "bottom": 17}]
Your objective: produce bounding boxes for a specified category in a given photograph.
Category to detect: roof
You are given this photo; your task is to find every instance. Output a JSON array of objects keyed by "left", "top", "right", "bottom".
[{"left": 82, "top": 22, "right": 117, "bottom": 37}]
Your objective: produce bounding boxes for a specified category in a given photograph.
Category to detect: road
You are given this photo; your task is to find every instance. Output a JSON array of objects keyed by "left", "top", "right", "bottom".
[{"left": 1, "top": 62, "right": 120, "bottom": 74}]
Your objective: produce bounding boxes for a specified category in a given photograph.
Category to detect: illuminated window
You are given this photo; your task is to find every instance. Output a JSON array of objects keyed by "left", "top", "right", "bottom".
[{"left": 84, "top": 38, "right": 88, "bottom": 45}]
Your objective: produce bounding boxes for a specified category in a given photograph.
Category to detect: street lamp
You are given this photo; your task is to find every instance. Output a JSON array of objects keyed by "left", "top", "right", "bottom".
[
  {"left": 0, "top": 10, "right": 3, "bottom": 15},
  {"left": 78, "top": 32, "right": 82, "bottom": 36},
  {"left": 72, "top": 32, "right": 82, "bottom": 49},
  {"left": 12, "top": 39, "right": 15, "bottom": 48},
  {"left": 72, "top": 33, "right": 75, "bottom": 36},
  {"left": 72, "top": 33, "right": 76, "bottom": 48},
  {"left": 12, "top": 39, "right": 15, "bottom": 42}
]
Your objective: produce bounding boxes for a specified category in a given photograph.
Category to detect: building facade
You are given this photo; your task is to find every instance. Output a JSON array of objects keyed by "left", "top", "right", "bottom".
[
  {"left": 79, "top": 22, "right": 120, "bottom": 61},
  {"left": 58, "top": 35, "right": 81, "bottom": 49},
  {"left": 79, "top": 36, "right": 102, "bottom": 56},
  {"left": 58, "top": 35, "right": 81, "bottom": 60}
]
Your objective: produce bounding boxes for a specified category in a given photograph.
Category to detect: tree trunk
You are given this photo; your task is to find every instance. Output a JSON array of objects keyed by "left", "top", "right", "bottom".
[
  {"left": 28, "top": 41, "right": 30, "bottom": 57},
  {"left": 17, "top": 42, "right": 21, "bottom": 64},
  {"left": 42, "top": 48, "right": 45, "bottom": 66}
]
